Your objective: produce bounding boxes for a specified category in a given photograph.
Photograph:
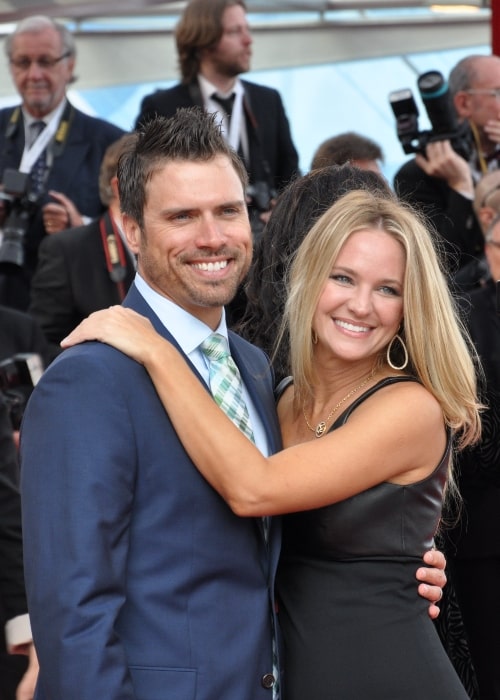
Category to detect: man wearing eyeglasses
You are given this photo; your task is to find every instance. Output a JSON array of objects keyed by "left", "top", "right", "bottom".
[
  {"left": 0, "top": 15, "right": 124, "bottom": 312},
  {"left": 394, "top": 54, "right": 500, "bottom": 276}
]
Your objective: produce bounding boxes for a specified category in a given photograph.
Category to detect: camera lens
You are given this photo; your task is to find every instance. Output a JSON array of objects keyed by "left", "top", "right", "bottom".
[
  {"left": 417, "top": 71, "right": 447, "bottom": 97},
  {"left": 417, "top": 70, "right": 457, "bottom": 137}
]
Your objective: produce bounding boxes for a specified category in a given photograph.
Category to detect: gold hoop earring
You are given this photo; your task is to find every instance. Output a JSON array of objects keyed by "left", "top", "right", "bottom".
[
  {"left": 311, "top": 329, "right": 318, "bottom": 344},
  {"left": 386, "top": 334, "right": 408, "bottom": 370}
]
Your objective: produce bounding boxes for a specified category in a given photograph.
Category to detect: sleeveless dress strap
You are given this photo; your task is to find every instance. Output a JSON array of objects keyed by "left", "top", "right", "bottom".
[
  {"left": 331, "top": 376, "right": 419, "bottom": 429},
  {"left": 275, "top": 375, "right": 293, "bottom": 402},
  {"left": 275, "top": 375, "right": 417, "bottom": 407}
]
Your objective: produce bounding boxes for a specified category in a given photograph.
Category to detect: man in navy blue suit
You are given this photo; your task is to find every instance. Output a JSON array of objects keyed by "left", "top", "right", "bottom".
[
  {"left": 20, "top": 110, "right": 447, "bottom": 700},
  {"left": 21, "top": 108, "right": 283, "bottom": 700},
  {"left": 0, "top": 15, "right": 124, "bottom": 310}
]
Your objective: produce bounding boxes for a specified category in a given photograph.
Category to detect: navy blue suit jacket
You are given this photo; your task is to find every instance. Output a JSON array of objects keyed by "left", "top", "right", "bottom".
[
  {"left": 0, "top": 101, "right": 125, "bottom": 309},
  {"left": 136, "top": 80, "right": 299, "bottom": 193},
  {"left": 21, "top": 284, "right": 283, "bottom": 700}
]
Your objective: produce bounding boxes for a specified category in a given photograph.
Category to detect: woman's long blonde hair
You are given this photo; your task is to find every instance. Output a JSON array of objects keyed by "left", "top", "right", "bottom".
[{"left": 284, "top": 189, "right": 482, "bottom": 449}]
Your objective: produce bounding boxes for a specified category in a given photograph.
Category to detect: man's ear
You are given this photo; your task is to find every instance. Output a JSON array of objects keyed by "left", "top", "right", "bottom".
[
  {"left": 453, "top": 91, "right": 472, "bottom": 119},
  {"left": 478, "top": 206, "right": 497, "bottom": 233},
  {"left": 110, "top": 176, "right": 119, "bottom": 202},
  {"left": 123, "top": 214, "right": 140, "bottom": 255}
]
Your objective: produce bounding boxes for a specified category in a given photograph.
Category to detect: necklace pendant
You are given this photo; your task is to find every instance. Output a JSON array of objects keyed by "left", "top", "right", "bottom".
[{"left": 315, "top": 422, "right": 327, "bottom": 438}]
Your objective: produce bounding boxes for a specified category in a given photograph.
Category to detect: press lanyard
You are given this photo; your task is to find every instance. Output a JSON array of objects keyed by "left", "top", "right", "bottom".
[{"left": 19, "top": 115, "right": 59, "bottom": 174}]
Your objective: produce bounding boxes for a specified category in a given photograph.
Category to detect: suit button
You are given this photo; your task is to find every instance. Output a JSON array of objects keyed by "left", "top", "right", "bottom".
[{"left": 261, "top": 673, "right": 276, "bottom": 689}]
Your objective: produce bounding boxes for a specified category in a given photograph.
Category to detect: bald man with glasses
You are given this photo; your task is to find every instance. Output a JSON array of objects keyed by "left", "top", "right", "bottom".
[{"left": 394, "top": 55, "right": 500, "bottom": 275}]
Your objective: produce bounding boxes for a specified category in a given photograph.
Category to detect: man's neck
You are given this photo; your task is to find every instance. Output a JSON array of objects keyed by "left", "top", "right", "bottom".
[
  {"left": 470, "top": 120, "right": 498, "bottom": 158},
  {"left": 199, "top": 67, "right": 237, "bottom": 95},
  {"left": 22, "top": 97, "right": 67, "bottom": 126},
  {"left": 109, "top": 200, "right": 122, "bottom": 224},
  {"left": 26, "top": 107, "right": 50, "bottom": 120}
]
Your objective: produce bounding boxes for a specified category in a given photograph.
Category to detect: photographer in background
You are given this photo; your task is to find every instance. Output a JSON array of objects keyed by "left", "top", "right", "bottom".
[
  {"left": 135, "top": 0, "right": 299, "bottom": 323},
  {"left": 393, "top": 55, "right": 500, "bottom": 275},
  {"left": 0, "top": 15, "right": 124, "bottom": 312}
]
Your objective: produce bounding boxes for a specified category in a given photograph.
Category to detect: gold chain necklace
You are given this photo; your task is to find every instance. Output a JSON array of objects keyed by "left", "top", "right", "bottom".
[{"left": 303, "top": 368, "right": 376, "bottom": 438}]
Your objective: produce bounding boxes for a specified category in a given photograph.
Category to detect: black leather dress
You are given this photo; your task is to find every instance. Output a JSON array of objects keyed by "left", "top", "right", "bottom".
[{"left": 277, "top": 377, "right": 469, "bottom": 699}]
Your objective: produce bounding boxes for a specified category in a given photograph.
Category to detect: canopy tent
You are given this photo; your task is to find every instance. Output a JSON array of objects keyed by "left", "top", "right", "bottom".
[{"left": 0, "top": 0, "right": 493, "bottom": 95}]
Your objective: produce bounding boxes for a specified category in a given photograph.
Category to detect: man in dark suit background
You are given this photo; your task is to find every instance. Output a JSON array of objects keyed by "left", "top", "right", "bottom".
[
  {"left": 136, "top": 0, "right": 299, "bottom": 326},
  {"left": 136, "top": 0, "right": 299, "bottom": 236},
  {"left": 0, "top": 15, "right": 124, "bottom": 311},
  {"left": 29, "top": 133, "right": 137, "bottom": 359}
]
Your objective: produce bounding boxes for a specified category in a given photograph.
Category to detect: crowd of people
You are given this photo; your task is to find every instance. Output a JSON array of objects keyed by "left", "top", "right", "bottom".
[{"left": 0, "top": 1, "right": 499, "bottom": 699}]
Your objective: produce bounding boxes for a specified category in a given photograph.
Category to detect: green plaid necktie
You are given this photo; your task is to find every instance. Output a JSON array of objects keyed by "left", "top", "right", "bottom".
[
  {"left": 201, "top": 334, "right": 278, "bottom": 693},
  {"left": 200, "top": 333, "right": 255, "bottom": 443}
]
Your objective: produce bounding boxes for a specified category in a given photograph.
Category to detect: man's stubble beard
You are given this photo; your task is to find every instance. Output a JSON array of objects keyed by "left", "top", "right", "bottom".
[{"left": 137, "top": 247, "right": 251, "bottom": 309}]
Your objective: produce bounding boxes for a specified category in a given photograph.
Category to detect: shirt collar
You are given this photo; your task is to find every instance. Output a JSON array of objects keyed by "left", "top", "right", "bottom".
[
  {"left": 22, "top": 97, "right": 67, "bottom": 131},
  {"left": 198, "top": 73, "right": 243, "bottom": 103},
  {"left": 133, "top": 272, "right": 228, "bottom": 357}
]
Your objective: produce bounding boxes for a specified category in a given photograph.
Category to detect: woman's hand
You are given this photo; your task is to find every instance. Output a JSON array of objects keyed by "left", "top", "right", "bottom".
[
  {"left": 416, "top": 548, "right": 447, "bottom": 619},
  {"left": 61, "top": 306, "right": 160, "bottom": 366}
]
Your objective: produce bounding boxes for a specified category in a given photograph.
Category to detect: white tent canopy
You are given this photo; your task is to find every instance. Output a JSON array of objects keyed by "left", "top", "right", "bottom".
[{"left": 0, "top": 0, "right": 490, "bottom": 92}]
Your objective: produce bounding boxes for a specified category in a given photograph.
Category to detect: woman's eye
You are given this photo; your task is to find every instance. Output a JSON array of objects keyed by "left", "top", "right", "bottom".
[
  {"left": 330, "top": 274, "right": 351, "bottom": 284},
  {"left": 379, "top": 285, "right": 400, "bottom": 296}
]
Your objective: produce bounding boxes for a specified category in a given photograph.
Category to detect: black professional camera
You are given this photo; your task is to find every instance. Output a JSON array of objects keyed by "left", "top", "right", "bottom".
[
  {"left": 389, "top": 70, "right": 472, "bottom": 160},
  {"left": 0, "top": 352, "right": 43, "bottom": 430},
  {"left": 0, "top": 168, "right": 42, "bottom": 269},
  {"left": 247, "top": 180, "right": 277, "bottom": 242},
  {"left": 247, "top": 180, "right": 277, "bottom": 213}
]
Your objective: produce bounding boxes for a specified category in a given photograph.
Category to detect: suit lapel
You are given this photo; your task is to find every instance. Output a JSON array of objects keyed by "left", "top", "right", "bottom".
[
  {"left": 48, "top": 110, "right": 89, "bottom": 193},
  {"left": 122, "top": 286, "right": 280, "bottom": 567},
  {"left": 123, "top": 285, "right": 207, "bottom": 389},
  {"left": 228, "top": 334, "right": 283, "bottom": 565}
]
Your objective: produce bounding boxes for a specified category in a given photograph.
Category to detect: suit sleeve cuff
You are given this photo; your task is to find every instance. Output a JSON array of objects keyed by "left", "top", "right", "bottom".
[{"left": 5, "top": 614, "right": 32, "bottom": 651}]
